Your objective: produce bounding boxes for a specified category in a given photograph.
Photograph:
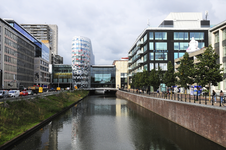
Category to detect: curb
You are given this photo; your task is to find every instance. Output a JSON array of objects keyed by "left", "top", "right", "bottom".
[{"left": 0, "top": 94, "right": 88, "bottom": 150}]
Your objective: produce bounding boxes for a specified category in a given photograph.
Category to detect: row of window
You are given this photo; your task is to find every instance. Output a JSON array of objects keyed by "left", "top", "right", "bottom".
[
  {"left": 147, "top": 32, "right": 204, "bottom": 41},
  {"left": 40, "top": 60, "right": 49, "bottom": 67},
  {"left": 40, "top": 66, "right": 49, "bottom": 72},
  {"left": 150, "top": 63, "right": 168, "bottom": 71}
]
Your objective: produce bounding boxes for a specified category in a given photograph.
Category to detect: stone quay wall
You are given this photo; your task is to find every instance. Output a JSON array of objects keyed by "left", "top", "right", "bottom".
[{"left": 116, "top": 90, "right": 226, "bottom": 148}]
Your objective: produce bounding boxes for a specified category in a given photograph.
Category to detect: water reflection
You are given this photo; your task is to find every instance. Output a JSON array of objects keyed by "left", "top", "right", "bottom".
[{"left": 11, "top": 95, "right": 225, "bottom": 150}]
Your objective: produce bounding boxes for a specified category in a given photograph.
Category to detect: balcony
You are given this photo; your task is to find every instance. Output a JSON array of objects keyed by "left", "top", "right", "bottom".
[
  {"left": 137, "top": 41, "right": 143, "bottom": 47},
  {"left": 137, "top": 50, "right": 143, "bottom": 55},
  {"left": 129, "top": 73, "right": 132, "bottom": 77},
  {"left": 128, "top": 67, "right": 132, "bottom": 70},
  {"left": 137, "top": 69, "right": 143, "bottom": 73},
  {"left": 128, "top": 53, "right": 132, "bottom": 57},
  {"left": 137, "top": 59, "right": 143, "bottom": 64},
  {"left": 128, "top": 60, "right": 132, "bottom": 64}
]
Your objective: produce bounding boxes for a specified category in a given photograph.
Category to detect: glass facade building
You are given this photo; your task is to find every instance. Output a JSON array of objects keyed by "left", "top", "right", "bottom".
[
  {"left": 90, "top": 65, "right": 116, "bottom": 88},
  {"left": 71, "top": 36, "right": 94, "bottom": 88}
]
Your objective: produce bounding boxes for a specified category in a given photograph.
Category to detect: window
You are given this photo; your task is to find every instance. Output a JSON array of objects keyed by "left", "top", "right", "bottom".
[
  {"left": 149, "top": 42, "right": 153, "bottom": 50},
  {"left": 214, "top": 32, "right": 219, "bottom": 43},
  {"left": 150, "top": 63, "right": 154, "bottom": 70},
  {"left": 149, "top": 53, "right": 154, "bottom": 60},
  {"left": 155, "top": 53, "right": 167, "bottom": 61},
  {"left": 149, "top": 32, "right": 153, "bottom": 40},
  {"left": 144, "top": 64, "right": 147, "bottom": 71},
  {"left": 174, "top": 52, "right": 185, "bottom": 59},
  {"left": 223, "top": 28, "right": 226, "bottom": 41},
  {"left": 143, "top": 44, "right": 147, "bottom": 52},
  {"left": 174, "top": 42, "right": 189, "bottom": 50},
  {"left": 223, "top": 46, "right": 226, "bottom": 57},
  {"left": 190, "top": 32, "right": 204, "bottom": 40},
  {"left": 143, "top": 34, "right": 147, "bottom": 42},
  {"left": 174, "top": 32, "right": 188, "bottom": 40},
  {"left": 155, "top": 42, "right": 167, "bottom": 50},
  {"left": 198, "top": 42, "right": 205, "bottom": 49},
  {"left": 155, "top": 32, "right": 167, "bottom": 40},
  {"left": 144, "top": 54, "right": 147, "bottom": 62},
  {"left": 155, "top": 63, "right": 158, "bottom": 70},
  {"left": 159, "top": 63, "right": 167, "bottom": 71}
]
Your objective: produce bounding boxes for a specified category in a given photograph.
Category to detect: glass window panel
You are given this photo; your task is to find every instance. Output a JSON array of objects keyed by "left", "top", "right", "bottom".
[
  {"left": 143, "top": 34, "right": 147, "bottom": 42},
  {"left": 179, "top": 52, "right": 185, "bottom": 58},
  {"left": 144, "top": 64, "right": 147, "bottom": 71},
  {"left": 174, "top": 42, "right": 189, "bottom": 50},
  {"left": 174, "top": 32, "right": 188, "bottom": 40},
  {"left": 155, "top": 63, "right": 158, "bottom": 70},
  {"left": 150, "top": 63, "right": 154, "bottom": 70},
  {"left": 190, "top": 32, "right": 204, "bottom": 40},
  {"left": 149, "top": 42, "right": 153, "bottom": 50},
  {"left": 155, "top": 32, "right": 167, "bottom": 40},
  {"left": 149, "top": 32, "right": 153, "bottom": 40},
  {"left": 223, "top": 28, "right": 226, "bottom": 41},
  {"left": 223, "top": 46, "right": 226, "bottom": 57},
  {"left": 155, "top": 53, "right": 167, "bottom": 61},
  {"left": 155, "top": 42, "right": 167, "bottom": 50},
  {"left": 159, "top": 63, "right": 167, "bottom": 71},
  {"left": 149, "top": 53, "right": 154, "bottom": 60},
  {"left": 143, "top": 44, "right": 147, "bottom": 52},
  {"left": 198, "top": 42, "right": 205, "bottom": 49},
  {"left": 174, "top": 53, "right": 179, "bottom": 59}
]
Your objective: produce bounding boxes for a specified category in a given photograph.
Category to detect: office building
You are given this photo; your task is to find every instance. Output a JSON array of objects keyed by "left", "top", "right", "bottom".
[
  {"left": 21, "top": 24, "right": 59, "bottom": 63},
  {"left": 71, "top": 36, "right": 95, "bottom": 88},
  {"left": 112, "top": 57, "right": 128, "bottom": 88},
  {"left": 90, "top": 65, "right": 116, "bottom": 88},
  {"left": 52, "top": 64, "right": 72, "bottom": 89},
  {"left": 0, "top": 18, "right": 37, "bottom": 89},
  {"left": 209, "top": 20, "right": 226, "bottom": 93},
  {"left": 128, "top": 12, "right": 210, "bottom": 91}
]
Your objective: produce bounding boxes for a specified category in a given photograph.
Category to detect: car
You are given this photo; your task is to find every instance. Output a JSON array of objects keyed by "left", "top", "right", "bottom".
[
  {"left": 27, "top": 90, "right": 34, "bottom": 95},
  {"left": 8, "top": 90, "right": 20, "bottom": 97},
  {"left": 20, "top": 91, "right": 28, "bottom": 96},
  {"left": 0, "top": 90, "right": 9, "bottom": 98}
]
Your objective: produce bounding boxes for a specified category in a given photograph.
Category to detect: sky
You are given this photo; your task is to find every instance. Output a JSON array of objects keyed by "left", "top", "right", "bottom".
[{"left": 1, "top": 0, "right": 226, "bottom": 65}]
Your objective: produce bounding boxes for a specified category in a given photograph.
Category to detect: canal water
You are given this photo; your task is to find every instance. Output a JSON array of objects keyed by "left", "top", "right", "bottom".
[{"left": 11, "top": 95, "right": 225, "bottom": 150}]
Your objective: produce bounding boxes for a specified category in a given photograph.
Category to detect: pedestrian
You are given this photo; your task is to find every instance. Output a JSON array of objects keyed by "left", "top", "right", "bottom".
[
  {"left": 220, "top": 90, "right": 224, "bottom": 103},
  {"left": 212, "top": 90, "right": 216, "bottom": 103}
]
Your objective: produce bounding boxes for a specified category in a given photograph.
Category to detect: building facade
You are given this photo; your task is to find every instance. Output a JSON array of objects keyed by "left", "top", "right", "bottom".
[
  {"left": 0, "top": 18, "right": 37, "bottom": 89},
  {"left": 52, "top": 64, "right": 72, "bottom": 89},
  {"left": 90, "top": 65, "right": 116, "bottom": 88},
  {"left": 71, "top": 36, "right": 95, "bottom": 88},
  {"left": 128, "top": 12, "right": 210, "bottom": 91},
  {"left": 209, "top": 20, "right": 226, "bottom": 93},
  {"left": 112, "top": 57, "right": 128, "bottom": 89}
]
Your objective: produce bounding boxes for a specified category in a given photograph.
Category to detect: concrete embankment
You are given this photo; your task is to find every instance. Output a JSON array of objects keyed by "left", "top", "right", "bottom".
[{"left": 116, "top": 90, "right": 226, "bottom": 148}]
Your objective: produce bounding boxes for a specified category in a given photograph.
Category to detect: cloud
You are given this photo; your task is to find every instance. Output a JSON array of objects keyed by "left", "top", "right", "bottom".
[{"left": 0, "top": 0, "right": 226, "bottom": 65}]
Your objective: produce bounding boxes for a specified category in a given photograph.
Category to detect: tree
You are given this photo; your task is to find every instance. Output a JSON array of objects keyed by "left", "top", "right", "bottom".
[
  {"left": 175, "top": 52, "right": 195, "bottom": 93},
  {"left": 194, "top": 45, "right": 223, "bottom": 96},
  {"left": 149, "top": 67, "right": 163, "bottom": 91},
  {"left": 141, "top": 70, "right": 150, "bottom": 91},
  {"left": 163, "top": 61, "right": 175, "bottom": 87}
]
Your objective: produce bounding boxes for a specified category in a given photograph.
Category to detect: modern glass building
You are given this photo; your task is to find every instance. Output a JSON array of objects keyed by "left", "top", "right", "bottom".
[
  {"left": 128, "top": 12, "right": 210, "bottom": 91},
  {"left": 90, "top": 65, "right": 116, "bottom": 88},
  {"left": 52, "top": 64, "right": 72, "bottom": 89},
  {"left": 71, "top": 36, "right": 95, "bottom": 88}
]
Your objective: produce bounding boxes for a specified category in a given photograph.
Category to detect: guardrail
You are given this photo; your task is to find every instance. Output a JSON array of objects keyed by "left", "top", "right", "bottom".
[{"left": 119, "top": 89, "right": 226, "bottom": 107}]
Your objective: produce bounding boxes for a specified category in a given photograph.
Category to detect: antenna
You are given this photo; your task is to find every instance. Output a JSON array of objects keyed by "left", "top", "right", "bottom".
[{"left": 205, "top": 11, "right": 208, "bottom": 20}]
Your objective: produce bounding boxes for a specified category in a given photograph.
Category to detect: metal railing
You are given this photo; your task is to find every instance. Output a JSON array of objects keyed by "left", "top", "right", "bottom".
[{"left": 119, "top": 89, "right": 226, "bottom": 107}]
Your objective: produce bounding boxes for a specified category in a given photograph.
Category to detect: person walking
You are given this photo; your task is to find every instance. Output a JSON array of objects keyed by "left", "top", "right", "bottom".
[
  {"left": 212, "top": 90, "right": 216, "bottom": 103},
  {"left": 220, "top": 90, "right": 224, "bottom": 103}
]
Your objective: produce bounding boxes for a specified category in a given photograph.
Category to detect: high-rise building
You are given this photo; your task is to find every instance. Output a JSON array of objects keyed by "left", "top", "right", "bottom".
[
  {"left": 0, "top": 18, "right": 38, "bottom": 89},
  {"left": 128, "top": 12, "right": 210, "bottom": 91},
  {"left": 20, "top": 24, "right": 58, "bottom": 62},
  {"left": 71, "top": 36, "right": 95, "bottom": 88}
]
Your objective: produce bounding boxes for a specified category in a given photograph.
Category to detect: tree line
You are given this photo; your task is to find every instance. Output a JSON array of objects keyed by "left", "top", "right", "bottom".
[{"left": 130, "top": 45, "right": 223, "bottom": 95}]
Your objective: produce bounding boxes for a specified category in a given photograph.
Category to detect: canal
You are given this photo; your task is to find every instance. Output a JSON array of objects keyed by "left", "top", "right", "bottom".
[{"left": 11, "top": 95, "right": 225, "bottom": 150}]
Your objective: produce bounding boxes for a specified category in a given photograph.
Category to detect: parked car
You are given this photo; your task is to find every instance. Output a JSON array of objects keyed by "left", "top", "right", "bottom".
[
  {"left": 20, "top": 91, "right": 28, "bottom": 96},
  {"left": 8, "top": 90, "right": 20, "bottom": 97},
  {"left": 27, "top": 90, "right": 34, "bottom": 95},
  {"left": 0, "top": 90, "right": 9, "bottom": 98}
]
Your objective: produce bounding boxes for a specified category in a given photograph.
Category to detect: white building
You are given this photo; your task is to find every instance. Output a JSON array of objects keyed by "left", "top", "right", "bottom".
[{"left": 71, "top": 36, "right": 95, "bottom": 88}]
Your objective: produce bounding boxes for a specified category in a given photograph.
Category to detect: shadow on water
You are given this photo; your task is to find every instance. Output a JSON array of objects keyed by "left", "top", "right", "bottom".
[{"left": 9, "top": 95, "right": 226, "bottom": 150}]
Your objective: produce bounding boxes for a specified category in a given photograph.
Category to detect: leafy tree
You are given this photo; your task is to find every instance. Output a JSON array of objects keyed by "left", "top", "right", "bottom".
[
  {"left": 149, "top": 67, "right": 163, "bottom": 91},
  {"left": 175, "top": 52, "right": 195, "bottom": 93},
  {"left": 194, "top": 45, "right": 223, "bottom": 96},
  {"left": 163, "top": 61, "right": 175, "bottom": 87},
  {"left": 141, "top": 70, "right": 150, "bottom": 90}
]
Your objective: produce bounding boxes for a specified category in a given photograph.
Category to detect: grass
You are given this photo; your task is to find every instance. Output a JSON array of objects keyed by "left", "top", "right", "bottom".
[{"left": 0, "top": 90, "right": 89, "bottom": 146}]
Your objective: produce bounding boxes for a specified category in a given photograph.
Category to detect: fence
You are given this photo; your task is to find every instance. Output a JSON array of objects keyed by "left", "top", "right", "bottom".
[{"left": 120, "top": 88, "right": 226, "bottom": 107}]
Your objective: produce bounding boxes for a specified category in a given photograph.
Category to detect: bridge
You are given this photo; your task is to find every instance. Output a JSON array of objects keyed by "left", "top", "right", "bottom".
[{"left": 84, "top": 88, "right": 117, "bottom": 94}]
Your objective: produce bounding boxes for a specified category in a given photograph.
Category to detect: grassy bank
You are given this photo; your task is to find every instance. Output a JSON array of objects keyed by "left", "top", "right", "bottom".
[{"left": 0, "top": 90, "right": 89, "bottom": 146}]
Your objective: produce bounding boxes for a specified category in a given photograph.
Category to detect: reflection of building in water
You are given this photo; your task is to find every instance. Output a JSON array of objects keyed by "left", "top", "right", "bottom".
[{"left": 71, "top": 36, "right": 95, "bottom": 88}]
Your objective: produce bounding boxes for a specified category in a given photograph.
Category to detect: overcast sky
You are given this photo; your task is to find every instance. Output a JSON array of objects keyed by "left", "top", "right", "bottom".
[{"left": 1, "top": 0, "right": 226, "bottom": 65}]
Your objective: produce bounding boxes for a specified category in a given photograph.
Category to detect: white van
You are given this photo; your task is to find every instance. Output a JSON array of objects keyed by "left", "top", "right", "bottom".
[{"left": 8, "top": 90, "right": 20, "bottom": 97}]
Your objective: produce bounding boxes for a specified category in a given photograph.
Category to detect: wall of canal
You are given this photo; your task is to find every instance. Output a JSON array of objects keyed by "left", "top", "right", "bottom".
[{"left": 116, "top": 90, "right": 226, "bottom": 148}]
